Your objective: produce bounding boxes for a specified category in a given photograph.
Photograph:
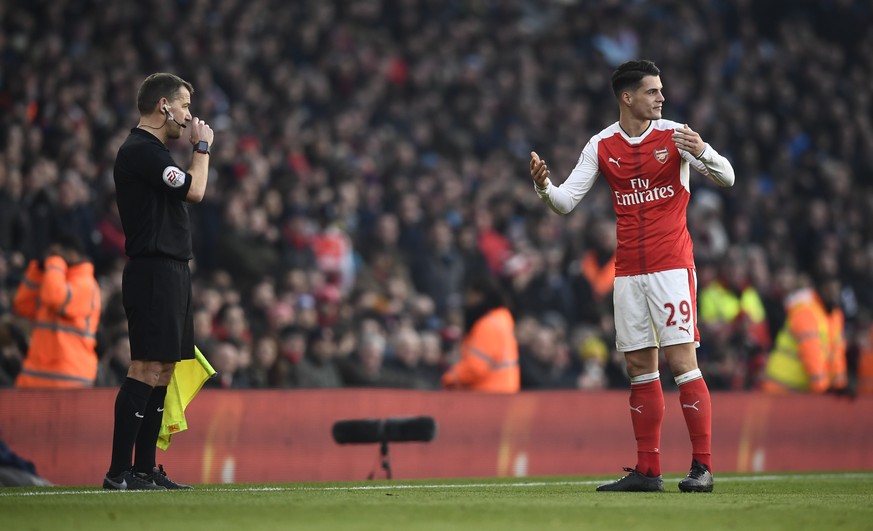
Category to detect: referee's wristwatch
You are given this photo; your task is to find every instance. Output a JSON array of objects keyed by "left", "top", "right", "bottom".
[{"left": 193, "top": 140, "right": 210, "bottom": 155}]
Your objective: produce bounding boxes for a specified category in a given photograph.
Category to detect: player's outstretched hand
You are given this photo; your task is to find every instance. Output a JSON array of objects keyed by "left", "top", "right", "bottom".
[
  {"left": 530, "top": 151, "right": 550, "bottom": 189},
  {"left": 672, "top": 125, "right": 704, "bottom": 158}
]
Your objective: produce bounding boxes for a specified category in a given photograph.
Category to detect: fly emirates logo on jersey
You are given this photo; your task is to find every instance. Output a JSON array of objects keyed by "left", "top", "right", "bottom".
[{"left": 613, "top": 177, "right": 675, "bottom": 207}]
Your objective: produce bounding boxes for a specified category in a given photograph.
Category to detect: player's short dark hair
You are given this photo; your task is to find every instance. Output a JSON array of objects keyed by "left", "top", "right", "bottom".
[
  {"left": 611, "top": 60, "right": 660, "bottom": 99},
  {"left": 136, "top": 73, "right": 194, "bottom": 115}
]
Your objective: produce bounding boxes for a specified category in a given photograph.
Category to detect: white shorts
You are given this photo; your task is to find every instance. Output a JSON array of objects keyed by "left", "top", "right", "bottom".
[{"left": 613, "top": 268, "right": 700, "bottom": 352}]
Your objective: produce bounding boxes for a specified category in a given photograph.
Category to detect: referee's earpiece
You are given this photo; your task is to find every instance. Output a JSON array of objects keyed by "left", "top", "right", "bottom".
[{"left": 162, "top": 103, "right": 187, "bottom": 129}]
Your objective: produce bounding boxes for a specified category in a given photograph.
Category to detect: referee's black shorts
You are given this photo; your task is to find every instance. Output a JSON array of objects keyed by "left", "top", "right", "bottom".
[{"left": 122, "top": 257, "right": 194, "bottom": 362}]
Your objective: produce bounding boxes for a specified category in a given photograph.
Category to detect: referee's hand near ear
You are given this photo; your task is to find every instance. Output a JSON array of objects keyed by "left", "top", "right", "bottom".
[{"left": 186, "top": 116, "right": 214, "bottom": 203}]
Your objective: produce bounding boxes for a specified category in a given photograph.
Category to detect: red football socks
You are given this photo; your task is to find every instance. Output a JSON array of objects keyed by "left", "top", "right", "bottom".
[
  {"left": 629, "top": 379, "right": 665, "bottom": 477},
  {"left": 678, "top": 376, "right": 712, "bottom": 471}
]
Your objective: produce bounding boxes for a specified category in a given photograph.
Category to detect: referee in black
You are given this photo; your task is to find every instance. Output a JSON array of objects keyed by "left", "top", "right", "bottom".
[{"left": 104, "top": 73, "right": 213, "bottom": 490}]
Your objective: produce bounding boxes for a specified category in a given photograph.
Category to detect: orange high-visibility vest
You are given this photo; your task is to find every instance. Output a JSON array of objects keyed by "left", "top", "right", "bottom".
[
  {"left": 14, "top": 257, "right": 101, "bottom": 388},
  {"left": 763, "top": 288, "right": 845, "bottom": 394},
  {"left": 442, "top": 307, "right": 519, "bottom": 393}
]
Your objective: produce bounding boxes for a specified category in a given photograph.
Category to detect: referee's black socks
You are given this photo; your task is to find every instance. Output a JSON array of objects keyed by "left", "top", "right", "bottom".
[
  {"left": 108, "top": 377, "right": 153, "bottom": 477},
  {"left": 134, "top": 385, "right": 168, "bottom": 475}
]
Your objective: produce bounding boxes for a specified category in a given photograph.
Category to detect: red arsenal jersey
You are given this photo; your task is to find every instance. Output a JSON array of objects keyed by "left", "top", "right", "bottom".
[{"left": 536, "top": 119, "right": 735, "bottom": 276}]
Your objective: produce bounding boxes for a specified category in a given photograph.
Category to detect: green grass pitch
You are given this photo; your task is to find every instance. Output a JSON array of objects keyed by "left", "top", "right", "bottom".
[{"left": 2, "top": 472, "right": 872, "bottom": 531}]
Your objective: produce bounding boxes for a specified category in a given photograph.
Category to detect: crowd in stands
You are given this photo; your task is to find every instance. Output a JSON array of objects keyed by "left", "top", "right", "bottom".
[{"left": 1, "top": 0, "right": 872, "bottom": 392}]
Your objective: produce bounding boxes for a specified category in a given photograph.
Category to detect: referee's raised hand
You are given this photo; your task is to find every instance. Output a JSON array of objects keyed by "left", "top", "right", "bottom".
[{"left": 189, "top": 117, "right": 215, "bottom": 147}]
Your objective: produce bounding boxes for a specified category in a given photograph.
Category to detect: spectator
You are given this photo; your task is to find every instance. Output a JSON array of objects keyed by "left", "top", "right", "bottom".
[
  {"left": 314, "top": 284, "right": 343, "bottom": 328},
  {"left": 246, "top": 335, "right": 281, "bottom": 389},
  {"left": 517, "top": 244, "right": 577, "bottom": 326},
  {"left": 410, "top": 219, "right": 465, "bottom": 316},
  {"left": 418, "top": 329, "right": 449, "bottom": 388},
  {"left": 273, "top": 324, "right": 307, "bottom": 387},
  {"left": 279, "top": 208, "right": 318, "bottom": 272},
  {"left": 310, "top": 205, "right": 355, "bottom": 293},
  {"left": 215, "top": 196, "right": 280, "bottom": 291},
  {"left": 472, "top": 208, "right": 510, "bottom": 276},
  {"left": 213, "top": 303, "right": 253, "bottom": 350},
  {"left": 296, "top": 327, "right": 343, "bottom": 388},
  {"left": 383, "top": 326, "right": 433, "bottom": 390},
  {"left": 338, "top": 329, "right": 411, "bottom": 388},
  {"left": 519, "top": 321, "right": 576, "bottom": 390},
  {"left": 192, "top": 307, "right": 218, "bottom": 357},
  {"left": 203, "top": 341, "right": 250, "bottom": 389}
]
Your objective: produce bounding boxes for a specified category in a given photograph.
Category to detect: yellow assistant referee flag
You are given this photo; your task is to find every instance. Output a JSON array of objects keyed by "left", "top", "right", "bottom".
[{"left": 158, "top": 346, "right": 216, "bottom": 450}]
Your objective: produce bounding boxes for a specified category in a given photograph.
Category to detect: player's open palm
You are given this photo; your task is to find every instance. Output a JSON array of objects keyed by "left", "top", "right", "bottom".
[{"left": 530, "top": 151, "right": 550, "bottom": 188}]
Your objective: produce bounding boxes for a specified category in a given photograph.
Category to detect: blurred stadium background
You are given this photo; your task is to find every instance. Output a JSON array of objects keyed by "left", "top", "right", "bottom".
[{"left": 1, "top": 0, "right": 872, "bottom": 485}]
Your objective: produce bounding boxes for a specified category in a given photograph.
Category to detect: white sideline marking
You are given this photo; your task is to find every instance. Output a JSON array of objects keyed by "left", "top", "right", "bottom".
[{"left": 2, "top": 473, "right": 872, "bottom": 497}]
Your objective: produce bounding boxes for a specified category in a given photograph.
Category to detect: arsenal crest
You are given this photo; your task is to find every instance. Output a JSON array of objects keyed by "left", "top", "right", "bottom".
[{"left": 654, "top": 147, "right": 669, "bottom": 164}]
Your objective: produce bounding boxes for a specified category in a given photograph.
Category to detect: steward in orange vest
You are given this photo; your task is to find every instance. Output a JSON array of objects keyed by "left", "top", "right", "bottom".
[
  {"left": 442, "top": 275, "right": 519, "bottom": 393},
  {"left": 763, "top": 273, "right": 846, "bottom": 394},
  {"left": 13, "top": 235, "right": 101, "bottom": 388}
]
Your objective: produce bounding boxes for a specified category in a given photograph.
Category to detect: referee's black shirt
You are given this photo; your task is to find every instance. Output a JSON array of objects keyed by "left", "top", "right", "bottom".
[{"left": 114, "top": 128, "right": 195, "bottom": 261}]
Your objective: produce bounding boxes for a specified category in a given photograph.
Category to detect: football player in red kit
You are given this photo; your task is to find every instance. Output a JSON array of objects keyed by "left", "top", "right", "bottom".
[{"left": 530, "top": 59, "right": 735, "bottom": 492}]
